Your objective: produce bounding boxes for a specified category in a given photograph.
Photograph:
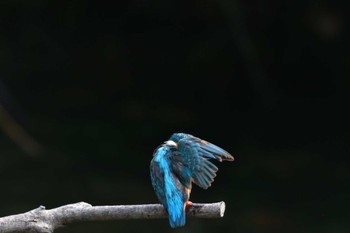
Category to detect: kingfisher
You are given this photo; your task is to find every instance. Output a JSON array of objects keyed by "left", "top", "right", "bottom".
[{"left": 150, "top": 133, "right": 234, "bottom": 228}]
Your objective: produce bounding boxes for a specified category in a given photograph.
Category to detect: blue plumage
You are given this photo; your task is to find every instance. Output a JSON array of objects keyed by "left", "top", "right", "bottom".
[{"left": 150, "top": 133, "right": 234, "bottom": 228}]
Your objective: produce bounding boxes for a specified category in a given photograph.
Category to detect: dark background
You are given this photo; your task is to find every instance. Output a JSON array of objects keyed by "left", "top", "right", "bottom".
[{"left": 0, "top": 1, "right": 349, "bottom": 233}]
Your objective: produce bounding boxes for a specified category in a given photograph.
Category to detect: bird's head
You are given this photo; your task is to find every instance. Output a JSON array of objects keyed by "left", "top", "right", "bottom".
[{"left": 152, "top": 140, "right": 177, "bottom": 157}]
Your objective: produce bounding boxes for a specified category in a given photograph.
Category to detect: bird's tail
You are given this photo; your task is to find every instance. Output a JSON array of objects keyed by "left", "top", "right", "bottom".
[{"left": 169, "top": 208, "right": 186, "bottom": 228}]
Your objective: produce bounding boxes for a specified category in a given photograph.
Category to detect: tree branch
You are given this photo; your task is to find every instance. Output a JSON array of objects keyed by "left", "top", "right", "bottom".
[{"left": 0, "top": 201, "right": 226, "bottom": 233}]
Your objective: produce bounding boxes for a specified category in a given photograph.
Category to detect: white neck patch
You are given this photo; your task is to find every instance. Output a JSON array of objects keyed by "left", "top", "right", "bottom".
[{"left": 164, "top": 140, "right": 177, "bottom": 147}]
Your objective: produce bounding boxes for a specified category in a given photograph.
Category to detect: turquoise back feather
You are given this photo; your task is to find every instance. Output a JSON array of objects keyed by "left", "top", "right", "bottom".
[{"left": 150, "top": 147, "right": 188, "bottom": 228}]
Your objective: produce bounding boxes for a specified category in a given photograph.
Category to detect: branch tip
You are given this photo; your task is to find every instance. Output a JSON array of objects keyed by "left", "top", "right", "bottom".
[{"left": 219, "top": 201, "right": 226, "bottom": 217}]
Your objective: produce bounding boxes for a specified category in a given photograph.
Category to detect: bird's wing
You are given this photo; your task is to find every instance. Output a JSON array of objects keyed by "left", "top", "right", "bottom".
[
  {"left": 191, "top": 136, "right": 234, "bottom": 162},
  {"left": 150, "top": 159, "right": 167, "bottom": 208},
  {"left": 169, "top": 133, "right": 193, "bottom": 143},
  {"left": 170, "top": 133, "right": 234, "bottom": 162},
  {"left": 168, "top": 151, "right": 192, "bottom": 189},
  {"left": 175, "top": 135, "right": 234, "bottom": 189}
]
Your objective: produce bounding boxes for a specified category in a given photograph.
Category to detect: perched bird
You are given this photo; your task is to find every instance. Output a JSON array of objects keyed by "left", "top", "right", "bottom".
[{"left": 150, "top": 133, "right": 234, "bottom": 228}]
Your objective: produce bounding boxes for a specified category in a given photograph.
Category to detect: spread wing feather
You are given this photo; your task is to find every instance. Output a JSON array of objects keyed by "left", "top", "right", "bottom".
[{"left": 169, "top": 133, "right": 234, "bottom": 190}]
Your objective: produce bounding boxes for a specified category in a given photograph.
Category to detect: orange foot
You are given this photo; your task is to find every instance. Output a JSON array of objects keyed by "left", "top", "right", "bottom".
[{"left": 185, "top": 201, "right": 193, "bottom": 207}]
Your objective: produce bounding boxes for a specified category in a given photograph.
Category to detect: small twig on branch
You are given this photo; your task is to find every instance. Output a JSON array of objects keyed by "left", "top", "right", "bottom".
[{"left": 0, "top": 201, "right": 226, "bottom": 233}]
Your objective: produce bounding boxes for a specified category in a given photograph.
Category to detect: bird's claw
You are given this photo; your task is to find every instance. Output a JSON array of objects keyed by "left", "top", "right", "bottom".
[{"left": 185, "top": 201, "right": 193, "bottom": 207}]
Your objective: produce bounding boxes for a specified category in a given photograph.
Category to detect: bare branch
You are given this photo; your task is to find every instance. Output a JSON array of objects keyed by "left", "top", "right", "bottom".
[{"left": 0, "top": 202, "right": 226, "bottom": 233}]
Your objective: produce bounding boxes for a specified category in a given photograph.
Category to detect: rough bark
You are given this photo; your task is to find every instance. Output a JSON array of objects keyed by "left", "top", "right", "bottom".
[{"left": 0, "top": 201, "right": 226, "bottom": 233}]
